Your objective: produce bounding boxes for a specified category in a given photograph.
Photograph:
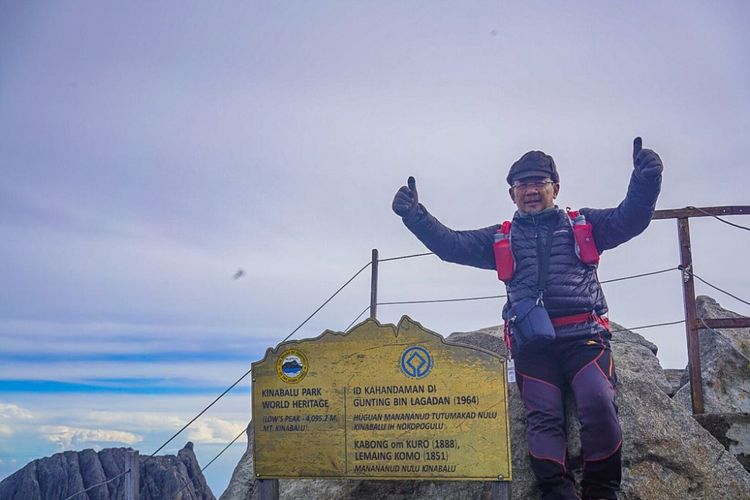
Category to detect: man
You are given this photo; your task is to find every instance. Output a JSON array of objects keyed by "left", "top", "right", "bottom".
[{"left": 392, "top": 138, "right": 663, "bottom": 500}]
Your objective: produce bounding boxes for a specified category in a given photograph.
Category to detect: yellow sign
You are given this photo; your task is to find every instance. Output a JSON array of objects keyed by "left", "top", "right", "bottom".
[{"left": 251, "top": 316, "right": 511, "bottom": 480}]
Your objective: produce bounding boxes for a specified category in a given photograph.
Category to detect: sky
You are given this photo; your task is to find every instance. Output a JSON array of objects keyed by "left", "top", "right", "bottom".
[{"left": 1, "top": 0, "right": 749, "bottom": 494}]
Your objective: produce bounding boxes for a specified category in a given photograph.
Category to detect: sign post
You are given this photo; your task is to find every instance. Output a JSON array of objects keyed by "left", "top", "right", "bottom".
[{"left": 252, "top": 316, "right": 511, "bottom": 494}]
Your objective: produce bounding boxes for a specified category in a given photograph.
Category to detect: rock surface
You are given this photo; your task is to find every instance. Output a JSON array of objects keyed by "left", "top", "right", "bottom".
[
  {"left": 694, "top": 412, "right": 750, "bottom": 472},
  {"left": 605, "top": 322, "right": 749, "bottom": 499},
  {"left": 222, "top": 316, "right": 750, "bottom": 499},
  {"left": 0, "top": 442, "right": 214, "bottom": 500},
  {"left": 662, "top": 369, "right": 686, "bottom": 397},
  {"left": 673, "top": 295, "right": 750, "bottom": 413},
  {"left": 670, "top": 296, "right": 750, "bottom": 473}
]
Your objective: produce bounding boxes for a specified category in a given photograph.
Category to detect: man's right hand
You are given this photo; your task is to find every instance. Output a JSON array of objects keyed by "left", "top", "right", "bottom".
[{"left": 392, "top": 176, "right": 420, "bottom": 218}]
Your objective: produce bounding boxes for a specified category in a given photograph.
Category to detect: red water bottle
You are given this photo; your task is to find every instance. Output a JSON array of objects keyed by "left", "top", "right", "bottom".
[
  {"left": 493, "top": 221, "right": 514, "bottom": 282},
  {"left": 571, "top": 212, "right": 600, "bottom": 265}
]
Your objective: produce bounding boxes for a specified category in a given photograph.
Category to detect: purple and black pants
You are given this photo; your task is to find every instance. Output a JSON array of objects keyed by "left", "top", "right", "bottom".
[{"left": 512, "top": 321, "right": 622, "bottom": 500}]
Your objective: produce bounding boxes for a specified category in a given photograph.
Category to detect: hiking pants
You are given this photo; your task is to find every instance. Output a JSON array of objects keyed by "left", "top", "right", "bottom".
[{"left": 513, "top": 326, "right": 622, "bottom": 500}]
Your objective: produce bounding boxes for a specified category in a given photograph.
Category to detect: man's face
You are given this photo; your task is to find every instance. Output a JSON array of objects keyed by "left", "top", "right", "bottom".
[{"left": 508, "top": 176, "right": 560, "bottom": 214}]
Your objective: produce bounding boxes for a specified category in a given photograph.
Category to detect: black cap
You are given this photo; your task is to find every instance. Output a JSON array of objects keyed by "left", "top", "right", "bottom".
[{"left": 506, "top": 151, "right": 559, "bottom": 186}]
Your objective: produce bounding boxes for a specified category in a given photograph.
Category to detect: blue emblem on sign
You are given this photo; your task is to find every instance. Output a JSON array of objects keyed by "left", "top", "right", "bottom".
[{"left": 400, "top": 346, "right": 432, "bottom": 379}]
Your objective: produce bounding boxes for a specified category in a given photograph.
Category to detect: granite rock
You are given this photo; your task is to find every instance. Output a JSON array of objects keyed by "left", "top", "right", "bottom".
[
  {"left": 0, "top": 442, "right": 214, "bottom": 500},
  {"left": 673, "top": 296, "right": 750, "bottom": 413},
  {"left": 221, "top": 318, "right": 750, "bottom": 499},
  {"left": 662, "top": 369, "right": 686, "bottom": 397}
]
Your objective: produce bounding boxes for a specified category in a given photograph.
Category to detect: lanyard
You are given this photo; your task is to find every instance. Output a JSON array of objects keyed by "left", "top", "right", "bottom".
[{"left": 536, "top": 221, "right": 557, "bottom": 305}]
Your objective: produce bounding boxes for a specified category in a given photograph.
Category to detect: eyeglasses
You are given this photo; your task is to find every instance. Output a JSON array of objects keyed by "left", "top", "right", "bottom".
[{"left": 512, "top": 180, "right": 555, "bottom": 191}]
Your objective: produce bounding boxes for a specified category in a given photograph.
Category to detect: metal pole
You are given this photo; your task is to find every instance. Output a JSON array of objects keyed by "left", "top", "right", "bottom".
[
  {"left": 677, "top": 218, "right": 704, "bottom": 414},
  {"left": 125, "top": 450, "right": 139, "bottom": 500},
  {"left": 702, "top": 318, "right": 750, "bottom": 329},
  {"left": 489, "top": 481, "right": 511, "bottom": 499},
  {"left": 370, "top": 249, "right": 379, "bottom": 320},
  {"left": 258, "top": 479, "right": 279, "bottom": 500}
]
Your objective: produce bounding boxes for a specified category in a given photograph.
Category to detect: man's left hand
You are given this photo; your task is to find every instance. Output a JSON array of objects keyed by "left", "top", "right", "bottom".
[{"left": 632, "top": 136, "right": 663, "bottom": 180}]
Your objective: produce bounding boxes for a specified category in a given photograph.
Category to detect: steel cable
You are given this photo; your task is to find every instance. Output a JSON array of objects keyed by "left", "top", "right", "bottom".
[
  {"left": 136, "top": 259, "right": 707, "bottom": 480},
  {"left": 609, "top": 319, "right": 687, "bottom": 335},
  {"left": 147, "top": 261, "right": 372, "bottom": 460},
  {"left": 345, "top": 305, "right": 371, "bottom": 331},
  {"left": 686, "top": 206, "right": 750, "bottom": 232},
  {"left": 147, "top": 367, "right": 252, "bottom": 460},
  {"left": 599, "top": 266, "right": 678, "bottom": 284},
  {"left": 175, "top": 427, "right": 248, "bottom": 497},
  {"left": 679, "top": 265, "right": 750, "bottom": 307},
  {"left": 63, "top": 469, "right": 131, "bottom": 500},
  {"left": 377, "top": 251, "right": 434, "bottom": 262}
]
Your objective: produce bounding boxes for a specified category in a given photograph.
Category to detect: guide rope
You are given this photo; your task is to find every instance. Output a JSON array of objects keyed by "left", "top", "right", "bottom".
[
  {"left": 678, "top": 265, "right": 750, "bottom": 308},
  {"left": 686, "top": 206, "right": 750, "bottom": 232},
  {"left": 200, "top": 427, "right": 247, "bottom": 471},
  {"left": 379, "top": 294, "right": 507, "bottom": 306},
  {"left": 140, "top": 255, "right": 738, "bottom": 486},
  {"left": 345, "top": 266, "right": 679, "bottom": 333},
  {"left": 148, "top": 367, "right": 252, "bottom": 460},
  {"left": 607, "top": 319, "right": 687, "bottom": 349},
  {"left": 147, "top": 261, "right": 372, "bottom": 460},
  {"left": 378, "top": 251, "right": 434, "bottom": 262},
  {"left": 174, "top": 427, "right": 248, "bottom": 496},
  {"left": 599, "top": 266, "right": 678, "bottom": 284},
  {"left": 63, "top": 469, "right": 131, "bottom": 500},
  {"left": 608, "top": 319, "right": 687, "bottom": 336},
  {"left": 276, "top": 261, "right": 371, "bottom": 344},
  {"left": 698, "top": 316, "right": 734, "bottom": 336},
  {"left": 345, "top": 305, "right": 372, "bottom": 331}
]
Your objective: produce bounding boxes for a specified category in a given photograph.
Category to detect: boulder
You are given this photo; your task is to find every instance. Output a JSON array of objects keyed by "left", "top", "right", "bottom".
[
  {"left": 694, "top": 413, "right": 750, "bottom": 472},
  {"left": 673, "top": 296, "right": 750, "bottom": 413},
  {"left": 222, "top": 319, "right": 750, "bottom": 499},
  {"left": 607, "top": 323, "right": 750, "bottom": 499},
  {"left": 662, "top": 369, "right": 686, "bottom": 397},
  {"left": 670, "top": 296, "right": 750, "bottom": 473},
  {"left": 0, "top": 442, "right": 214, "bottom": 500},
  {"left": 140, "top": 442, "right": 215, "bottom": 500},
  {"left": 607, "top": 321, "right": 672, "bottom": 397}
]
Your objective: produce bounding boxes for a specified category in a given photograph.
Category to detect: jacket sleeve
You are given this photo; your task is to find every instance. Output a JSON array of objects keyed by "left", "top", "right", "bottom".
[
  {"left": 580, "top": 169, "right": 662, "bottom": 252},
  {"left": 401, "top": 204, "right": 499, "bottom": 270}
]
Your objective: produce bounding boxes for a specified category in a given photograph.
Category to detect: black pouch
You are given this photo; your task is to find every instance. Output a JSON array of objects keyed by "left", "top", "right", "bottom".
[
  {"left": 507, "top": 220, "right": 558, "bottom": 355},
  {"left": 509, "top": 297, "right": 555, "bottom": 354}
]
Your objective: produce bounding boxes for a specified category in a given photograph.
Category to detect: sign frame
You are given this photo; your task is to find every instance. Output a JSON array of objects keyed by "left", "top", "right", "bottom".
[{"left": 251, "top": 316, "right": 512, "bottom": 482}]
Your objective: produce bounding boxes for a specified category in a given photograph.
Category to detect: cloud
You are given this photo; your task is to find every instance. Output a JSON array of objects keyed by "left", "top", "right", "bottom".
[
  {"left": 85, "top": 410, "right": 185, "bottom": 431},
  {"left": 39, "top": 426, "right": 142, "bottom": 449},
  {"left": 186, "top": 418, "right": 246, "bottom": 445},
  {"left": 0, "top": 403, "right": 33, "bottom": 420},
  {"left": 0, "top": 402, "right": 33, "bottom": 437}
]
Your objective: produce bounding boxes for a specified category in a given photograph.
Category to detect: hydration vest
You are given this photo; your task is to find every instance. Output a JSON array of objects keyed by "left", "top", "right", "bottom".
[{"left": 493, "top": 207, "right": 600, "bottom": 283}]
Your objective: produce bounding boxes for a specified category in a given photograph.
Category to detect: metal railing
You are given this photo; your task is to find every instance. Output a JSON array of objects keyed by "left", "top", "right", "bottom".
[
  {"left": 652, "top": 205, "right": 749, "bottom": 414},
  {"left": 363, "top": 205, "right": 750, "bottom": 415},
  {"left": 132, "top": 205, "right": 749, "bottom": 489}
]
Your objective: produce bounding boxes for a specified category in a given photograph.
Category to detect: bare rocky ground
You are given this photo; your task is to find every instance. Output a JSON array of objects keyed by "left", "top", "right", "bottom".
[
  {"left": 0, "top": 442, "right": 214, "bottom": 500},
  {"left": 4, "top": 296, "right": 747, "bottom": 499},
  {"left": 221, "top": 296, "right": 750, "bottom": 500}
]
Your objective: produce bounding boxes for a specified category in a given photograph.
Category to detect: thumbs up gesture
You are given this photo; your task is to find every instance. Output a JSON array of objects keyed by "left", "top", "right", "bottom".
[
  {"left": 632, "top": 137, "right": 663, "bottom": 181},
  {"left": 392, "top": 176, "right": 420, "bottom": 219}
]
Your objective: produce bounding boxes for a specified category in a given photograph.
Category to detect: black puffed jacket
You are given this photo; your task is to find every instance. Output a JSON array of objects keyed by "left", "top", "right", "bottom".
[{"left": 401, "top": 169, "right": 661, "bottom": 320}]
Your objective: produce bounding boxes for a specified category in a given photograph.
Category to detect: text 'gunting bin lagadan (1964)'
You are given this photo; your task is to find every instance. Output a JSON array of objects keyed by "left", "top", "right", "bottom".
[{"left": 252, "top": 316, "right": 511, "bottom": 481}]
